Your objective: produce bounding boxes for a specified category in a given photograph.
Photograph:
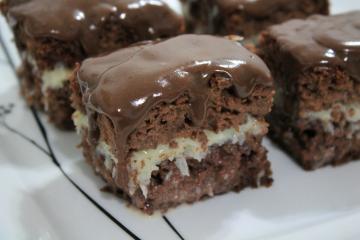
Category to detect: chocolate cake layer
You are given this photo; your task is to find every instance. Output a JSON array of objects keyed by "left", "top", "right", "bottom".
[
  {"left": 260, "top": 12, "right": 360, "bottom": 170},
  {"left": 183, "top": 0, "right": 329, "bottom": 37},
  {"left": 72, "top": 34, "right": 274, "bottom": 213},
  {"left": 3, "top": 0, "right": 184, "bottom": 129}
]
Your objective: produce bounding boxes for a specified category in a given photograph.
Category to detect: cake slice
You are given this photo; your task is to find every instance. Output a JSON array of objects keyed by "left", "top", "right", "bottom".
[
  {"left": 71, "top": 34, "right": 274, "bottom": 213},
  {"left": 183, "top": 0, "right": 329, "bottom": 37},
  {"left": 1, "top": 0, "right": 184, "bottom": 129},
  {"left": 260, "top": 11, "right": 360, "bottom": 170}
]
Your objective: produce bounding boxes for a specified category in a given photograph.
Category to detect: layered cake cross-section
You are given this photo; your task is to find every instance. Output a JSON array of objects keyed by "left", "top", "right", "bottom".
[
  {"left": 71, "top": 34, "right": 275, "bottom": 213},
  {"left": 183, "top": 0, "right": 329, "bottom": 37},
  {"left": 1, "top": 0, "right": 184, "bottom": 129},
  {"left": 260, "top": 11, "right": 360, "bottom": 170}
]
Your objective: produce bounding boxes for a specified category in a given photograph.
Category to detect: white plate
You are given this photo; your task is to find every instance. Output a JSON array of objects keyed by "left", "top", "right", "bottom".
[{"left": 1, "top": 1, "right": 360, "bottom": 239}]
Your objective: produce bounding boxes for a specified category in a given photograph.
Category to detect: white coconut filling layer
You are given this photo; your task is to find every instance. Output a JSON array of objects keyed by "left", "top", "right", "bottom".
[
  {"left": 25, "top": 54, "right": 72, "bottom": 92},
  {"left": 41, "top": 65, "right": 72, "bottom": 91},
  {"left": 129, "top": 115, "right": 266, "bottom": 197},
  {"left": 72, "top": 110, "right": 89, "bottom": 134},
  {"left": 97, "top": 141, "right": 118, "bottom": 170},
  {"left": 72, "top": 111, "right": 266, "bottom": 198},
  {"left": 302, "top": 103, "right": 360, "bottom": 137}
]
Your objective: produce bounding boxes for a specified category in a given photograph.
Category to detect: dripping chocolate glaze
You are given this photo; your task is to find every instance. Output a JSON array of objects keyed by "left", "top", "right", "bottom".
[
  {"left": 8, "top": 0, "right": 184, "bottom": 55},
  {"left": 268, "top": 11, "right": 360, "bottom": 81},
  {"left": 78, "top": 34, "right": 273, "bottom": 160},
  {"left": 215, "top": 0, "right": 308, "bottom": 17}
]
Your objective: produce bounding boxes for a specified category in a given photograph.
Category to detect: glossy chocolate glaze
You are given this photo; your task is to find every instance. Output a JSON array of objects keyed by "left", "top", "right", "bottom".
[
  {"left": 216, "top": 0, "right": 304, "bottom": 17},
  {"left": 78, "top": 34, "right": 273, "bottom": 159},
  {"left": 8, "top": 0, "right": 183, "bottom": 55},
  {"left": 268, "top": 11, "right": 360, "bottom": 81}
]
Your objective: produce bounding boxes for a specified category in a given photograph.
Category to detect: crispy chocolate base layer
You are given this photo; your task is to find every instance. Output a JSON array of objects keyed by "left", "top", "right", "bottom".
[
  {"left": 81, "top": 128, "right": 272, "bottom": 214},
  {"left": 269, "top": 119, "right": 360, "bottom": 170},
  {"left": 20, "top": 59, "right": 74, "bottom": 130}
]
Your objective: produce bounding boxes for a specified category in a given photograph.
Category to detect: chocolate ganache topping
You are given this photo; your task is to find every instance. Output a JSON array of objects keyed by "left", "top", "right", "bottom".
[
  {"left": 78, "top": 34, "right": 272, "bottom": 157},
  {"left": 8, "top": 0, "right": 183, "bottom": 55},
  {"left": 216, "top": 0, "right": 302, "bottom": 17},
  {"left": 269, "top": 11, "right": 360, "bottom": 81}
]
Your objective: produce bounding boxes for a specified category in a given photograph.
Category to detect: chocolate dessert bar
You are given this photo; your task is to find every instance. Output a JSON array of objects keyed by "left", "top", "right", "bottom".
[
  {"left": 1, "top": 0, "right": 184, "bottom": 129},
  {"left": 71, "top": 34, "right": 274, "bottom": 213},
  {"left": 183, "top": 0, "right": 329, "bottom": 37},
  {"left": 260, "top": 11, "right": 360, "bottom": 170}
]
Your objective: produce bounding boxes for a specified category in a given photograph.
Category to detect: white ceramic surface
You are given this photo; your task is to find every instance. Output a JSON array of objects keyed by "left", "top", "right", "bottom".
[{"left": 0, "top": 1, "right": 360, "bottom": 239}]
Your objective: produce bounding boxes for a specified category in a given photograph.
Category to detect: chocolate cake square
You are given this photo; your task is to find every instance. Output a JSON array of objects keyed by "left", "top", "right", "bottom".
[
  {"left": 183, "top": 0, "right": 329, "bottom": 37},
  {"left": 260, "top": 11, "right": 360, "bottom": 170},
  {"left": 71, "top": 34, "right": 274, "bottom": 213},
  {"left": 1, "top": 0, "right": 184, "bottom": 129}
]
